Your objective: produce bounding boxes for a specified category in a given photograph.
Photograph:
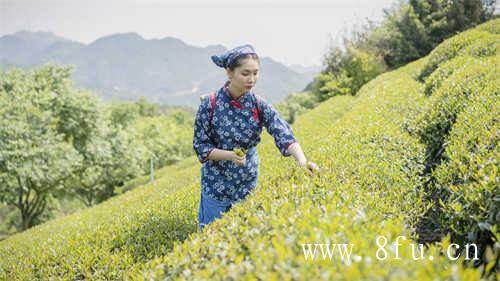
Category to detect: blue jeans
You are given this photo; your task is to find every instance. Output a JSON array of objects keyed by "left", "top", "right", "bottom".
[{"left": 198, "top": 192, "right": 232, "bottom": 232}]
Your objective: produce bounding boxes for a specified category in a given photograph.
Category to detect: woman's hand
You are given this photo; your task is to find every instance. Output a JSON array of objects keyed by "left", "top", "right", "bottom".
[
  {"left": 231, "top": 151, "right": 246, "bottom": 166},
  {"left": 287, "top": 143, "right": 318, "bottom": 176},
  {"left": 299, "top": 160, "right": 319, "bottom": 176},
  {"left": 206, "top": 149, "right": 246, "bottom": 166}
]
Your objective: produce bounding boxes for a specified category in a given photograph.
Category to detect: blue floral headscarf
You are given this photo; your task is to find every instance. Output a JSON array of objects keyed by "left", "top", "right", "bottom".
[{"left": 211, "top": 44, "right": 257, "bottom": 69}]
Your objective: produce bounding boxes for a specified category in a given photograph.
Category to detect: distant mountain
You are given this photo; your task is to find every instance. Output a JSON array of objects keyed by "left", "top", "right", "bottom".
[
  {"left": 288, "top": 64, "right": 322, "bottom": 75},
  {"left": 0, "top": 31, "right": 319, "bottom": 107}
]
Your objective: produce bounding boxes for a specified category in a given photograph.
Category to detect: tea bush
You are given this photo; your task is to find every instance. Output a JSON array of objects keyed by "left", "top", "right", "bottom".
[
  {"left": 1, "top": 19, "right": 498, "bottom": 281},
  {"left": 410, "top": 18, "right": 499, "bottom": 272},
  {"left": 137, "top": 20, "right": 499, "bottom": 280},
  {"left": 433, "top": 82, "right": 499, "bottom": 266},
  {"left": 417, "top": 19, "right": 500, "bottom": 81},
  {"left": 0, "top": 158, "right": 200, "bottom": 280}
]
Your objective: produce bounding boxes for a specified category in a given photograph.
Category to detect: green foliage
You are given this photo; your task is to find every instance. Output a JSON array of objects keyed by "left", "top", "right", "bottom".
[
  {"left": 433, "top": 84, "right": 499, "bottom": 271},
  {"left": 0, "top": 19, "right": 498, "bottom": 280},
  {"left": 351, "top": 0, "right": 495, "bottom": 69},
  {"left": 418, "top": 26, "right": 499, "bottom": 80},
  {"left": 408, "top": 19, "right": 499, "bottom": 269},
  {"left": 86, "top": 125, "right": 145, "bottom": 203},
  {"left": 410, "top": 0, "right": 495, "bottom": 45},
  {"left": 0, "top": 64, "right": 194, "bottom": 233},
  {"left": 313, "top": 47, "right": 386, "bottom": 101},
  {"left": 411, "top": 22, "right": 498, "bottom": 161},
  {"left": 107, "top": 102, "right": 140, "bottom": 128},
  {"left": 130, "top": 113, "right": 194, "bottom": 169},
  {"left": 105, "top": 98, "right": 195, "bottom": 173},
  {"left": 412, "top": 56, "right": 498, "bottom": 165},
  {"left": 475, "top": 17, "right": 500, "bottom": 34},
  {"left": 141, "top": 20, "right": 498, "bottom": 279},
  {"left": 377, "top": 4, "right": 430, "bottom": 67},
  {"left": 0, "top": 65, "right": 83, "bottom": 230},
  {"left": 0, "top": 158, "right": 200, "bottom": 280},
  {"left": 423, "top": 56, "right": 478, "bottom": 96},
  {"left": 136, "top": 96, "right": 159, "bottom": 117},
  {"left": 106, "top": 96, "right": 177, "bottom": 129},
  {"left": 312, "top": 72, "right": 352, "bottom": 100},
  {"left": 303, "top": 0, "right": 494, "bottom": 113},
  {"left": 274, "top": 91, "right": 319, "bottom": 124},
  {"left": 139, "top": 65, "right": 466, "bottom": 280}
]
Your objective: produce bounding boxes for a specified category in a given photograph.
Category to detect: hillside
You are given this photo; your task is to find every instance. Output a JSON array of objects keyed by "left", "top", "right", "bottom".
[
  {"left": 0, "top": 19, "right": 498, "bottom": 280},
  {"left": 0, "top": 31, "right": 317, "bottom": 107}
]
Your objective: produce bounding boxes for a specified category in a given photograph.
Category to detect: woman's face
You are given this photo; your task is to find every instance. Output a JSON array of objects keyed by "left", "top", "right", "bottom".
[{"left": 227, "top": 58, "right": 260, "bottom": 92}]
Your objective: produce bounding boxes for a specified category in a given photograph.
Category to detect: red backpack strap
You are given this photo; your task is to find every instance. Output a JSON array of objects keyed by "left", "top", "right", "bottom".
[
  {"left": 256, "top": 96, "right": 263, "bottom": 128},
  {"left": 209, "top": 91, "right": 216, "bottom": 128}
]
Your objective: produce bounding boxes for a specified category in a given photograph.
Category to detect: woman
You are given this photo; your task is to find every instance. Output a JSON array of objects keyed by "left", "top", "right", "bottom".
[{"left": 193, "top": 44, "right": 318, "bottom": 231}]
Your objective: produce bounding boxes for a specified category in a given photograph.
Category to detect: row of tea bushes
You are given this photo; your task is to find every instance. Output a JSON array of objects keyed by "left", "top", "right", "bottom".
[
  {"left": 0, "top": 157, "right": 200, "bottom": 280},
  {"left": 1, "top": 19, "right": 497, "bottom": 280},
  {"left": 0, "top": 94, "right": 358, "bottom": 280},
  {"left": 417, "top": 19, "right": 499, "bottom": 82},
  {"left": 410, "top": 18, "right": 499, "bottom": 270},
  {"left": 433, "top": 81, "right": 499, "bottom": 267},
  {"left": 138, "top": 53, "right": 487, "bottom": 280},
  {"left": 0, "top": 93, "right": 359, "bottom": 280},
  {"left": 413, "top": 56, "right": 498, "bottom": 166},
  {"left": 137, "top": 20, "right": 499, "bottom": 280}
]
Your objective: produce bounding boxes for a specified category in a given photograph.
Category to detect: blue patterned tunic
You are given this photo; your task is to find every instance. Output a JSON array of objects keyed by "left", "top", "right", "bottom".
[{"left": 193, "top": 81, "right": 297, "bottom": 203}]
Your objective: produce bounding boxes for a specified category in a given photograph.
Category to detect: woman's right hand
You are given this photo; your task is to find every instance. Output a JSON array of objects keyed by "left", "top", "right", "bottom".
[{"left": 230, "top": 151, "right": 246, "bottom": 166}]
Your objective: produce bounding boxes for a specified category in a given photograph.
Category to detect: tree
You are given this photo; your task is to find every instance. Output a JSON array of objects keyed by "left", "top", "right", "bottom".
[
  {"left": 136, "top": 96, "right": 158, "bottom": 117},
  {"left": 0, "top": 64, "right": 145, "bottom": 228},
  {"left": 410, "top": 0, "right": 496, "bottom": 46},
  {"left": 313, "top": 46, "right": 386, "bottom": 101},
  {"left": 52, "top": 82, "right": 144, "bottom": 206},
  {"left": 0, "top": 83, "right": 81, "bottom": 230},
  {"left": 374, "top": 0, "right": 496, "bottom": 67},
  {"left": 363, "top": 4, "right": 430, "bottom": 67}
]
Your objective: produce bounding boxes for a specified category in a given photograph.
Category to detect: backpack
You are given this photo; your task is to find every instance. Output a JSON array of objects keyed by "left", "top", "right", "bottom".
[{"left": 203, "top": 91, "right": 263, "bottom": 130}]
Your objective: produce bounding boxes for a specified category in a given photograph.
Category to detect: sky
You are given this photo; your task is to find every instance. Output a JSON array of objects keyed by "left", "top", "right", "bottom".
[{"left": 0, "top": 0, "right": 397, "bottom": 67}]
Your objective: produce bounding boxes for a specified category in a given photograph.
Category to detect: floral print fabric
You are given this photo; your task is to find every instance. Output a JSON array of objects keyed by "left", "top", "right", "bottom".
[{"left": 193, "top": 81, "right": 297, "bottom": 203}]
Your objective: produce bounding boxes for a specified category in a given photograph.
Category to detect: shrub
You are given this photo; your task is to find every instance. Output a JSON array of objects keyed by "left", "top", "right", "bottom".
[{"left": 417, "top": 24, "right": 499, "bottom": 81}]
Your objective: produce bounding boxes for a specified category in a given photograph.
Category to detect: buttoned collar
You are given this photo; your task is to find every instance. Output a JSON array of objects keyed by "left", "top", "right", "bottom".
[{"left": 222, "top": 80, "right": 251, "bottom": 103}]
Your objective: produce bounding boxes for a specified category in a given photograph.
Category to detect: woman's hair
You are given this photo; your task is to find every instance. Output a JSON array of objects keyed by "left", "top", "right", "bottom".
[{"left": 227, "top": 53, "right": 260, "bottom": 70}]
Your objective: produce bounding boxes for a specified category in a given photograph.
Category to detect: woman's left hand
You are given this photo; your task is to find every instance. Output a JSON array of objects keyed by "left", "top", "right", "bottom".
[{"left": 299, "top": 161, "right": 319, "bottom": 176}]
